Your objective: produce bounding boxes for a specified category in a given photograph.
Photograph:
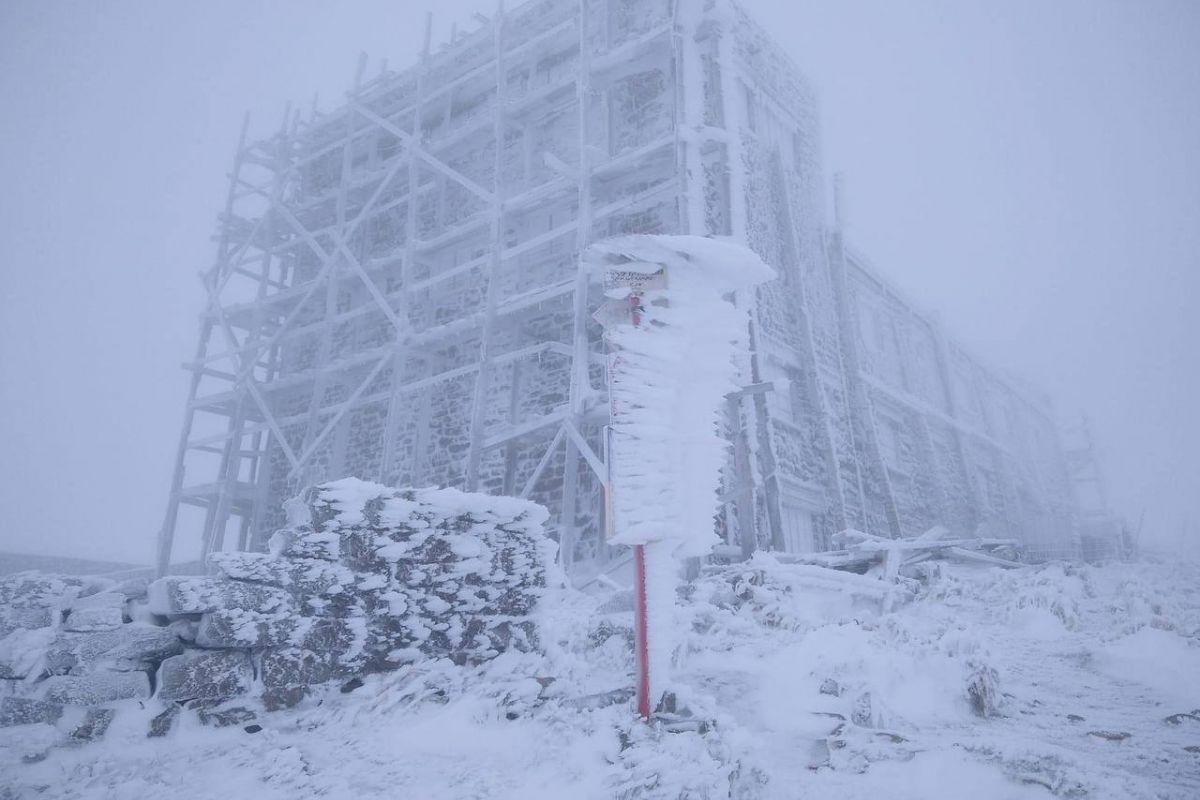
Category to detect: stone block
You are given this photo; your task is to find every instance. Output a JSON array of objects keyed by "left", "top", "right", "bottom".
[
  {"left": 63, "top": 605, "right": 125, "bottom": 632},
  {"left": 0, "top": 573, "right": 80, "bottom": 610},
  {"left": 209, "top": 551, "right": 291, "bottom": 586},
  {"left": 417, "top": 614, "right": 536, "bottom": 665},
  {"left": 147, "top": 703, "right": 180, "bottom": 737},
  {"left": 300, "top": 617, "right": 363, "bottom": 653},
  {"left": 146, "top": 576, "right": 218, "bottom": 615},
  {"left": 261, "top": 685, "right": 308, "bottom": 711},
  {"left": 362, "top": 614, "right": 417, "bottom": 658},
  {"left": 109, "top": 577, "right": 150, "bottom": 599},
  {"left": 194, "top": 609, "right": 304, "bottom": 648},
  {"left": 487, "top": 586, "right": 539, "bottom": 616},
  {"left": 68, "top": 708, "right": 116, "bottom": 744},
  {"left": 851, "top": 692, "right": 874, "bottom": 727},
  {"left": 269, "top": 527, "right": 340, "bottom": 561},
  {"left": 0, "top": 606, "right": 55, "bottom": 638},
  {"left": 147, "top": 576, "right": 294, "bottom": 616},
  {"left": 68, "top": 591, "right": 126, "bottom": 613},
  {"left": 157, "top": 651, "right": 253, "bottom": 702},
  {"left": 288, "top": 559, "right": 355, "bottom": 599},
  {"left": 0, "top": 696, "right": 63, "bottom": 727},
  {"left": 485, "top": 619, "right": 539, "bottom": 654},
  {"left": 292, "top": 484, "right": 354, "bottom": 530},
  {"left": 189, "top": 699, "right": 256, "bottom": 728},
  {"left": 967, "top": 662, "right": 1001, "bottom": 718},
  {"left": 44, "top": 624, "right": 183, "bottom": 674},
  {"left": 412, "top": 535, "right": 457, "bottom": 566},
  {"left": 0, "top": 625, "right": 56, "bottom": 678},
  {"left": 260, "top": 648, "right": 349, "bottom": 689},
  {"left": 168, "top": 618, "right": 199, "bottom": 643},
  {"left": 42, "top": 671, "right": 151, "bottom": 704},
  {"left": 337, "top": 528, "right": 388, "bottom": 573}
]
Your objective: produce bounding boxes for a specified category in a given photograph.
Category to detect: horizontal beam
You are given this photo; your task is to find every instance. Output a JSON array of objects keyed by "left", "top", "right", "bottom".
[
  {"left": 186, "top": 340, "right": 566, "bottom": 449},
  {"left": 483, "top": 407, "right": 567, "bottom": 449}
]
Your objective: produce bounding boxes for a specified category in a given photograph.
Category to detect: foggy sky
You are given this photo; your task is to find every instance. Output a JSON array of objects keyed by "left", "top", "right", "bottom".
[{"left": 1, "top": 0, "right": 1197, "bottom": 564}]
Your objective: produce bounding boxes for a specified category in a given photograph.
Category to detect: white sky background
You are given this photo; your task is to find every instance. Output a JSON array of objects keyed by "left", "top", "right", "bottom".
[{"left": 0, "top": 0, "right": 1196, "bottom": 564}]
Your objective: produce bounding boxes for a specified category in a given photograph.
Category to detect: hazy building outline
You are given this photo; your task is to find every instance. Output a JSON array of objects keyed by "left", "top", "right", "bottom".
[{"left": 158, "top": 0, "right": 1089, "bottom": 579}]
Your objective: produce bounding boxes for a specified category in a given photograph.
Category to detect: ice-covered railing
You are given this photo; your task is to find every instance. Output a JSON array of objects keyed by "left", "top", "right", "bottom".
[{"left": 584, "top": 234, "right": 773, "bottom": 715}]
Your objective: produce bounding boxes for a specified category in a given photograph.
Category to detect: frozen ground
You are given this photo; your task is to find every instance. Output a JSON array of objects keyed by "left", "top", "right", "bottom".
[{"left": 4, "top": 555, "right": 1198, "bottom": 799}]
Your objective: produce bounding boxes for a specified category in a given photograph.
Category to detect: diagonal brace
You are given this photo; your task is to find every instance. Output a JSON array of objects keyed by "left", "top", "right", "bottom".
[{"left": 349, "top": 100, "right": 495, "bottom": 205}]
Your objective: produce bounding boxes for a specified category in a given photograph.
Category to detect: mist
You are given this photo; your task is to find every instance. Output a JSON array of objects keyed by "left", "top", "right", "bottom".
[
  {"left": 2, "top": 2, "right": 1200, "bottom": 796},
  {"left": 1, "top": 1, "right": 1197, "bottom": 560}
]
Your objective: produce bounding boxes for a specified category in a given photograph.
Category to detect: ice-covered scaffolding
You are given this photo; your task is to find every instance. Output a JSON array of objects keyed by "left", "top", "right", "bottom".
[{"left": 160, "top": 0, "right": 1086, "bottom": 578}]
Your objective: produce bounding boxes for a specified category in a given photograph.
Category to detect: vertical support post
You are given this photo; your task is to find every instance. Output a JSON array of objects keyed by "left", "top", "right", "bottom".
[
  {"left": 930, "top": 312, "right": 984, "bottom": 526},
  {"left": 157, "top": 113, "right": 252, "bottom": 576},
  {"left": 209, "top": 114, "right": 292, "bottom": 560},
  {"left": 379, "top": 14, "right": 432, "bottom": 489},
  {"left": 711, "top": 7, "right": 778, "bottom": 552},
  {"left": 819, "top": 232, "right": 870, "bottom": 533},
  {"left": 776, "top": 142, "right": 851, "bottom": 539},
  {"left": 727, "top": 394, "right": 757, "bottom": 559},
  {"left": 560, "top": 0, "right": 596, "bottom": 573},
  {"left": 204, "top": 395, "right": 247, "bottom": 559},
  {"left": 465, "top": 0, "right": 508, "bottom": 491},
  {"left": 245, "top": 117, "right": 290, "bottom": 549},
  {"left": 381, "top": 12, "right": 431, "bottom": 486},
  {"left": 559, "top": 438, "right": 581, "bottom": 571},
  {"left": 297, "top": 98, "right": 356, "bottom": 487},
  {"left": 828, "top": 229, "right": 902, "bottom": 537},
  {"left": 674, "top": 0, "right": 706, "bottom": 236}
]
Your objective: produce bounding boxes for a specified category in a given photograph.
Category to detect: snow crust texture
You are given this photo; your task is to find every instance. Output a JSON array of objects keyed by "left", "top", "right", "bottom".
[{"left": 5, "top": 555, "right": 1197, "bottom": 799}]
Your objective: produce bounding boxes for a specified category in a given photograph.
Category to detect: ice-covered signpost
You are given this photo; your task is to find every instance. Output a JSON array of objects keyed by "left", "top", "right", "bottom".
[{"left": 585, "top": 235, "right": 774, "bottom": 719}]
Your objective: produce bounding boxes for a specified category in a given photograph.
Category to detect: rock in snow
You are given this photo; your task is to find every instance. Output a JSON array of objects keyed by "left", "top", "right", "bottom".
[
  {"left": 0, "top": 697, "right": 63, "bottom": 728},
  {"left": 43, "top": 624, "right": 183, "bottom": 673},
  {"left": 157, "top": 651, "right": 254, "bottom": 702},
  {"left": 41, "top": 672, "right": 151, "bottom": 705}
]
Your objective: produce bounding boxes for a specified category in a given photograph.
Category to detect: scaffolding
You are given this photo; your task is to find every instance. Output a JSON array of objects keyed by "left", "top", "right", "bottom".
[{"left": 159, "top": 0, "right": 1085, "bottom": 578}]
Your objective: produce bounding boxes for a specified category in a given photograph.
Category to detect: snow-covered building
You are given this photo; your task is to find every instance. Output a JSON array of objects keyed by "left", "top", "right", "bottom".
[{"left": 158, "top": 0, "right": 1079, "bottom": 578}]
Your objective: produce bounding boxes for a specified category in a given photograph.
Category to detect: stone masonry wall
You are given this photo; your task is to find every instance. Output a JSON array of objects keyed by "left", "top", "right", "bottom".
[{"left": 0, "top": 479, "right": 551, "bottom": 755}]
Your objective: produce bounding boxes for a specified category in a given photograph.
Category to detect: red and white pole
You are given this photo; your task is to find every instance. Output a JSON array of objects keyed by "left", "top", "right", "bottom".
[
  {"left": 626, "top": 290, "right": 653, "bottom": 719},
  {"left": 633, "top": 543, "right": 651, "bottom": 718},
  {"left": 587, "top": 236, "right": 773, "bottom": 723}
]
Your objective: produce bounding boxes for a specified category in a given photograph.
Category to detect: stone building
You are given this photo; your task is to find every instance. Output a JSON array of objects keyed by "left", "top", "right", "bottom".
[{"left": 159, "top": 0, "right": 1079, "bottom": 580}]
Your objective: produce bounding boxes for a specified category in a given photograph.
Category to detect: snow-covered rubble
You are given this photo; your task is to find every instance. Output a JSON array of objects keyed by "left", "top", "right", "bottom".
[
  {"left": 4, "top": 553, "right": 1196, "bottom": 799},
  {"left": 0, "top": 478, "right": 553, "bottom": 769}
]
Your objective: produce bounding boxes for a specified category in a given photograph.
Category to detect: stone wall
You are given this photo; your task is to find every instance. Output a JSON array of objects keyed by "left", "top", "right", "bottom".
[{"left": 0, "top": 479, "right": 551, "bottom": 752}]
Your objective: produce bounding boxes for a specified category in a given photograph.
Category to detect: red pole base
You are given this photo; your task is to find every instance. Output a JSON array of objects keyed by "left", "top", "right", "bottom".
[{"left": 634, "top": 543, "right": 651, "bottom": 719}]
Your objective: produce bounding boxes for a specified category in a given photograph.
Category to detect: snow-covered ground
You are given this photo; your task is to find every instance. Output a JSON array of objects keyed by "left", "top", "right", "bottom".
[{"left": 4, "top": 556, "right": 1198, "bottom": 799}]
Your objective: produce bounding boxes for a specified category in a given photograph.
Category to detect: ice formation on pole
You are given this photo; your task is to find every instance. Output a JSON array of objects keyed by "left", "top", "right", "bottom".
[
  {"left": 586, "top": 235, "right": 773, "bottom": 710},
  {"left": 587, "top": 235, "right": 774, "bottom": 556}
]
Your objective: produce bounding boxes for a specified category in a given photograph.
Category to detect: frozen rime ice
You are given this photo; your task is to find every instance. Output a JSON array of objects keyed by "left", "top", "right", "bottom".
[
  {"left": 586, "top": 235, "right": 774, "bottom": 557},
  {"left": 586, "top": 234, "right": 773, "bottom": 709}
]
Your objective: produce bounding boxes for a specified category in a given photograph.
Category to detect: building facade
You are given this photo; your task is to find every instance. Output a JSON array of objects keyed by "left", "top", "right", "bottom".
[{"left": 158, "top": 0, "right": 1079, "bottom": 578}]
